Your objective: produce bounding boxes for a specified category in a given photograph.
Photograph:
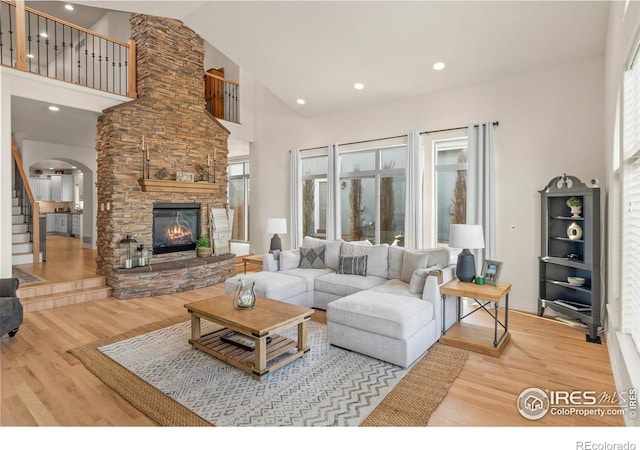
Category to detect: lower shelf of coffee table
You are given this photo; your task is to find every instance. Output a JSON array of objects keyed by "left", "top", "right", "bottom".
[{"left": 189, "top": 327, "right": 299, "bottom": 375}]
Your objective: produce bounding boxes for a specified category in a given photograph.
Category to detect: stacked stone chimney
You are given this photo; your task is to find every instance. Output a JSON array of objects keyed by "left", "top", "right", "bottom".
[{"left": 95, "top": 14, "right": 231, "bottom": 297}]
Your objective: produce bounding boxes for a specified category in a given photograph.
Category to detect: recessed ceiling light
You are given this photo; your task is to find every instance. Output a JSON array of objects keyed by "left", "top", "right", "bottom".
[
  {"left": 65, "top": 4, "right": 74, "bottom": 11},
  {"left": 296, "top": 99, "right": 306, "bottom": 105},
  {"left": 49, "top": 167, "right": 54, "bottom": 170},
  {"left": 26, "top": 54, "right": 34, "bottom": 58},
  {"left": 354, "top": 83, "right": 365, "bottom": 90},
  {"left": 40, "top": 32, "right": 48, "bottom": 38},
  {"left": 48, "top": 106, "right": 59, "bottom": 111},
  {"left": 433, "top": 62, "right": 446, "bottom": 71}
]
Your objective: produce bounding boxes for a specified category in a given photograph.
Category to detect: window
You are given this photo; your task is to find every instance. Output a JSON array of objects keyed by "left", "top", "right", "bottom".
[
  {"left": 622, "top": 51, "right": 640, "bottom": 351},
  {"left": 228, "top": 161, "right": 250, "bottom": 242},
  {"left": 301, "top": 155, "right": 328, "bottom": 239},
  {"left": 339, "top": 146, "right": 406, "bottom": 245},
  {"left": 434, "top": 137, "right": 468, "bottom": 245}
]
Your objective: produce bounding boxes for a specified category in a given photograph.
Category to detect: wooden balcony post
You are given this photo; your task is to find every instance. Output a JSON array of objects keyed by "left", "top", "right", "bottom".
[
  {"left": 15, "top": 0, "right": 28, "bottom": 71},
  {"left": 127, "top": 40, "right": 137, "bottom": 99}
]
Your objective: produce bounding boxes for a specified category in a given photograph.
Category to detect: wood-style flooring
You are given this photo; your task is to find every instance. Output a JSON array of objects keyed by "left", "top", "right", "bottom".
[{"left": 1, "top": 236, "right": 625, "bottom": 427}]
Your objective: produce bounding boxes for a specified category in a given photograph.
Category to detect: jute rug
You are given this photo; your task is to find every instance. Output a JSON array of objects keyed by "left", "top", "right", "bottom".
[
  {"left": 12, "top": 267, "right": 45, "bottom": 286},
  {"left": 69, "top": 317, "right": 468, "bottom": 427}
]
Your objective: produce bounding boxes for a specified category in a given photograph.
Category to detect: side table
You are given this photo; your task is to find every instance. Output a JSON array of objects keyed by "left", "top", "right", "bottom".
[
  {"left": 440, "top": 278, "right": 512, "bottom": 357},
  {"left": 241, "top": 254, "right": 264, "bottom": 274}
]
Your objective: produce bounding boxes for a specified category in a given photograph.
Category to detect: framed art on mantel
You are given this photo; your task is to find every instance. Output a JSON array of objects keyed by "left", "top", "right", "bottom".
[{"left": 481, "top": 259, "right": 502, "bottom": 286}]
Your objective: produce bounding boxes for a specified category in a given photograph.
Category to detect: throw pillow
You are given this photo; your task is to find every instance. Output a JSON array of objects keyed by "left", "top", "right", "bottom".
[
  {"left": 302, "top": 236, "right": 343, "bottom": 271},
  {"left": 299, "top": 246, "right": 327, "bottom": 269},
  {"left": 400, "top": 250, "right": 429, "bottom": 283},
  {"left": 279, "top": 249, "right": 300, "bottom": 271},
  {"left": 408, "top": 264, "right": 443, "bottom": 294},
  {"left": 337, "top": 255, "right": 368, "bottom": 276},
  {"left": 409, "top": 268, "right": 429, "bottom": 294}
]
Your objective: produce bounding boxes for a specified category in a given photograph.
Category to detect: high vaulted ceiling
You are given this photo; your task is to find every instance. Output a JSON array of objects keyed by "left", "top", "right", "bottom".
[
  {"left": 13, "top": 1, "right": 610, "bottom": 153},
  {"left": 76, "top": 0, "right": 610, "bottom": 117}
]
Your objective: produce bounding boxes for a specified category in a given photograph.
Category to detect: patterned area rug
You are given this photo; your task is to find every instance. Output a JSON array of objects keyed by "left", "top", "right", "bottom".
[
  {"left": 99, "top": 321, "right": 408, "bottom": 426},
  {"left": 69, "top": 317, "right": 469, "bottom": 427},
  {"left": 12, "top": 267, "right": 45, "bottom": 286}
]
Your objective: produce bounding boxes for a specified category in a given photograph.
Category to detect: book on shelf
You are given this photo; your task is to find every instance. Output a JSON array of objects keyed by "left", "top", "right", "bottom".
[{"left": 553, "top": 299, "right": 592, "bottom": 311}]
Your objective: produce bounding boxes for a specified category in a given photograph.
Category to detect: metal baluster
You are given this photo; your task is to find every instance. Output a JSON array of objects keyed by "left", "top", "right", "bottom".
[
  {"left": 0, "top": 3, "right": 5, "bottom": 66},
  {"left": 54, "top": 21, "right": 58, "bottom": 79},
  {"left": 84, "top": 31, "right": 88, "bottom": 88},
  {"left": 62, "top": 24, "right": 65, "bottom": 81},
  {"left": 98, "top": 36, "right": 102, "bottom": 90},
  {"left": 91, "top": 34, "right": 95, "bottom": 88},
  {"left": 44, "top": 18, "right": 49, "bottom": 77},
  {"left": 8, "top": 2, "right": 13, "bottom": 66},
  {"left": 26, "top": 10, "right": 31, "bottom": 71},
  {"left": 36, "top": 14, "right": 41, "bottom": 74}
]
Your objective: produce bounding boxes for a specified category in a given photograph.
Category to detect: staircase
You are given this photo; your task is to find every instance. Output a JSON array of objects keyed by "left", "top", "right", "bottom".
[
  {"left": 12, "top": 190, "right": 36, "bottom": 265},
  {"left": 17, "top": 276, "right": 114, "bottom": 313}
]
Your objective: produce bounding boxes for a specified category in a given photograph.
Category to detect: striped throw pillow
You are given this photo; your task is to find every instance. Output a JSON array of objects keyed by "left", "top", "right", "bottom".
[{"left": 337, "top": 255, "right": 368, "bottom": 276}]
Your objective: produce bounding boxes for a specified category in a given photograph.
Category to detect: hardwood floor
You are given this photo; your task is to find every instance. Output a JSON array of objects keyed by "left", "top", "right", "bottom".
[{"left": 1, "top": 237, "right": 625, "bottom": 428}]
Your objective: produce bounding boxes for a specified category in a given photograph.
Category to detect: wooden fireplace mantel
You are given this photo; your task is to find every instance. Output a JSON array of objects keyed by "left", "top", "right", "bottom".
[{"left": 138, "top": 179, "right": 217, "bottom": 194}]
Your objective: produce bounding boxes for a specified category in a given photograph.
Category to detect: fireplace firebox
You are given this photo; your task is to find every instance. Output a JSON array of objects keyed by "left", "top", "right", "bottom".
[{"left": 152, "top": 203, "right": 201, "bottom": 254}]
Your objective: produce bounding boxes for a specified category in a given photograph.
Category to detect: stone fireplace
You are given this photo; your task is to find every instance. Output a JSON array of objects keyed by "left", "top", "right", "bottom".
[{"left": 95, "top": 14, "right": 234, "bottom": 299}]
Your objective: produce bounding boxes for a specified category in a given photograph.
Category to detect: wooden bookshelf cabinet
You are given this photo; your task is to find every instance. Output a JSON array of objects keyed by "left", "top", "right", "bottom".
[{"left": 538, "top": 174, "right": 602, "bottom": 343}]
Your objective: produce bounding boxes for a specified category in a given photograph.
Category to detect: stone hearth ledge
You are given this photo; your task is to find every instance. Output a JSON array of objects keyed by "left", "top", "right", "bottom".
[{"left": 110, "top": 253, "right": 235, "bottom": 299}]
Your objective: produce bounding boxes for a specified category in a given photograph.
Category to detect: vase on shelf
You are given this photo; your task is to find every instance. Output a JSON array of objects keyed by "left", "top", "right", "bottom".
[
  {"left": 567, "top": 222, "right": 583, "bottom": 240},
  {"left": 570, "top": 205, "right": 582, "bottom": 218}
]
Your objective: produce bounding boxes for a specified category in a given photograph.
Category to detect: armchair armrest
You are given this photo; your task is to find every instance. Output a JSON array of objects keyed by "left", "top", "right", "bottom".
[
  {"left": 262, "top": 253, "right": 278, "bottom": 272},
  {"left": 422, "top": 266, "right": 457, "bottom": 337},
  {"left": 0, "top": 278, "right": 19, "bottom": 297}
]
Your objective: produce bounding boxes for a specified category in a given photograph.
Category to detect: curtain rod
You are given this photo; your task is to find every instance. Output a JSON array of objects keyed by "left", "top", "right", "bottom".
[{"left": 298, "top": 121, "right": 499, "bottom": 152}]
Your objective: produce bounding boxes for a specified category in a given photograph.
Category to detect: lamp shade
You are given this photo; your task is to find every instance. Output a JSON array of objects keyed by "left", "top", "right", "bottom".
[
  {"left": 449, "top": 224, "right": 485, "bottom": 250},
  {"left": 266, "top": 218, "right": 287, "bottom": 234}
]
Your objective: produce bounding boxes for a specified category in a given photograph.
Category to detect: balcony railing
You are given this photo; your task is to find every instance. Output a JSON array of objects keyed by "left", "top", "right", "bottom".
[
  {"left": 204, "top": 70, "right": 239, "bottom": 123},
  {"left": 0, "top": 0, "right": 136, "bottom": 98}
]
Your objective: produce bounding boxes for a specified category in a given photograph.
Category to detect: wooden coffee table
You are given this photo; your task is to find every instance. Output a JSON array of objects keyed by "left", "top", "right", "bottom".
[{"left": 184, "top": 294, "right": 314, "bottom": 380}]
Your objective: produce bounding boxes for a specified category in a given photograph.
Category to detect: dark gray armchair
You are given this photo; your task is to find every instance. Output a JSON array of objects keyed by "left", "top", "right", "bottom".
[{"left": 1, "top": 278, "right": 23, "bottom": 338}]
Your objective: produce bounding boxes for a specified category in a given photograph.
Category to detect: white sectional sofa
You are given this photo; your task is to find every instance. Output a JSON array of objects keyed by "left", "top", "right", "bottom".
[{"left": 224, "top": 236, "right": 457, "bottom": 367}]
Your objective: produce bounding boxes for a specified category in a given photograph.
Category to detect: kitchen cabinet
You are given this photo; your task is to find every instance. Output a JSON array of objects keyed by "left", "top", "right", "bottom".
[
  {"left": 29, "top": 177, "right": 51, "bottom": 201},
  {"left": 46, "top": 214, "right": 56, "bottom": 233},
  {"left": 71, "top": 214, "right": 82, "bottom": 237},
  {"left": 50, "top": 175, "right": 74, "bottom": 202},
  {"left": 55, "top": 213, "right": 68, "bottom": 235}
]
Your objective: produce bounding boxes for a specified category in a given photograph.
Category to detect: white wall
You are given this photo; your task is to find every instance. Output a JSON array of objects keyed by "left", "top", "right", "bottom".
[
  {"left": 250, "top": 56, "right": 605, "bottom": 314},
  {"left": 249, "top": 79, "right": 310, "bottom": 254}
]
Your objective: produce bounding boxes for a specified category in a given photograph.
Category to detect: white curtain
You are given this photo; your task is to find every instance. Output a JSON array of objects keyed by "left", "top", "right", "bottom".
[
  {"left": 404, "top": 131, "right": 423, "bottom": 249},
  {"left": 326, "top": 144, "right": 340, "bottom": 240},
  {"left": 290, "top": 149, "right": 302, "bottom": 249},
  {"left": 467, "top": 122, "right": 496, "bottom": 269}
]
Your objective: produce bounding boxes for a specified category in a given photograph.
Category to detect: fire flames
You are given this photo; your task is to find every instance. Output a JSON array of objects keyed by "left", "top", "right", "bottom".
[
  {"left": 164, "top": 211, "right": 194, "bottom": 245},
  {"left": 166, "top": 224, "right": 193, "bottom": 244}
]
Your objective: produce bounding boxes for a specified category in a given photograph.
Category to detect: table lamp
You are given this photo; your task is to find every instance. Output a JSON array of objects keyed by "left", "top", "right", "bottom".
[
  {"left": 266, "top": 218, "right": 287, "bottom": 253},
  {"left": 449, "top": 224, "right": 485, "bottom": 283}
]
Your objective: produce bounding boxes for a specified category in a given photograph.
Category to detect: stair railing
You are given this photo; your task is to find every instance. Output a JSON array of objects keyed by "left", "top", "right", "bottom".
[
  {"left": 204, "top": 71, "right": 240, "bottom": 123},
  {"left": 11, "top": 140, "right": 40, "bottom": 263},
  {"left": 0, "top": 0, "right": 137, "bottom": 98}
]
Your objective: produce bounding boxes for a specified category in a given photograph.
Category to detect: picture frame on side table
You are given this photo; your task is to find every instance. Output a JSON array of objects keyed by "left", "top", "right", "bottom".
[{"left": 481, "top": 259, "right": 502, "bottom": 286}]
